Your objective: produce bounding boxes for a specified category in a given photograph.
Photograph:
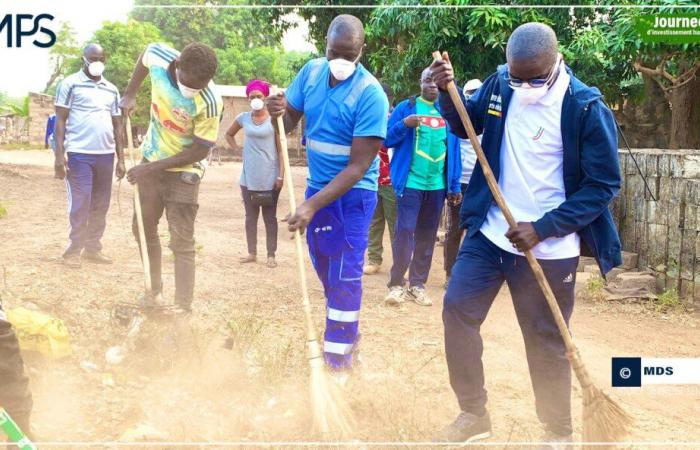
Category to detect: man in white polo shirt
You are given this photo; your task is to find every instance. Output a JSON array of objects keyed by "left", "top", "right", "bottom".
[
  {"left": 430, "top": 23, "right": 622, "bottom": 448},
  {"left": 54, "top": 43, "right": 125, "bottom": 268}
]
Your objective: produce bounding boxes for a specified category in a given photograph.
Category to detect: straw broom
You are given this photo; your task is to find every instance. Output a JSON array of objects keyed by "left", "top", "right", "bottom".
[
  {"left": 273, "top": 100, "right": 354, "bottom": 437},
  {"left": 431, "top": 51, "right": 633, "bottom": 445},
  {"left": 125, "top": 115, "right": 154, "bottom": 300},
  {"left": 105, "top": 116, "right": 150, "bottom": 365}
]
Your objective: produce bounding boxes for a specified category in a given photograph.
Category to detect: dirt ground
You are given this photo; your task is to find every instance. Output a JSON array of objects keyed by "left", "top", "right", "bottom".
[{"left": 0, "top": 149, "right": 698, "bottom": 449}]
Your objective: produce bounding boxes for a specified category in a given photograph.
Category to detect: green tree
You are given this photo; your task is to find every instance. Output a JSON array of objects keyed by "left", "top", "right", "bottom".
[
  {"left": 364, "top": 1, "right": 599, "bottom": 99},
  {"left": 131, "top": 0, "right": 282, "bottom": 49},
  {"left": 43, "top": 23, "right": 81, "bottom": 93},
  {"left": 131, "top": 0, "right": 309, "bottom": 87}
]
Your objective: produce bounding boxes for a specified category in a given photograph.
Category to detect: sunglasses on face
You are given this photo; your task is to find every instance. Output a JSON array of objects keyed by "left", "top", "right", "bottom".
[{"left": 505, "top": 57, "right": 560, "bottom": 88}]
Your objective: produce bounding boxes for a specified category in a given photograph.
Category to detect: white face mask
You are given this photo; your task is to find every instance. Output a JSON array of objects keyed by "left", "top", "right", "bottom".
[
  {"left": 250, "top": 98, "right": 265, "bottom": 111},
  {"left": 84, "top": 58, "right": 105, "bottom": 77},
  {"left": 177, "top": 70, "right": 201, "bottom": 99},
  {"left": 511, "top": 84, "right": 549, "bottom": 106},
  {"left": 327, "top": 53, "right": 360, "bottom": 81},
  {"left": 510, "top": 56, "right": 562, "bottom": 106}
]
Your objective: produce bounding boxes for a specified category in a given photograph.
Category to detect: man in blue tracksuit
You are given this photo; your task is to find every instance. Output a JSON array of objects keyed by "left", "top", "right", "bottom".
[
  {"left": 267, "top": 15, "right": 389, "bottom": 375},
  {"left": 384, "top": 67, "right": 462, "bottom": 307},
  {"left": 430, "top": 23, "right": 622, "bottom": 448}
]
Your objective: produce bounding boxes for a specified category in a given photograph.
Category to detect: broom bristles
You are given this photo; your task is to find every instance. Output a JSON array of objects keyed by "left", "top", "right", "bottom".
[
  {"left": 582, "top": 384, "right": 634, "bottom": 447},
  {"left": 309, "top": 356, "right": 355, "bottom": 437}
]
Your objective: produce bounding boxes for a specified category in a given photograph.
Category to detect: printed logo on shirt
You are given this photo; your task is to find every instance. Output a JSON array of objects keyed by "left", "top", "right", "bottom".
[
  {"left": 563, "top": 273, "right": 574, "bottom": 283},
  {"left": 532, "top": 126, "right": 545, "bottom": 141},
  {"left": 172, "top": 107, "right": 191, "bottom": 123},
  {"left": 419, "top": 116, "right": 446, "bottom": 129},
  {"left": 488, "top": 94, "right": 503, "bottom": 117}
]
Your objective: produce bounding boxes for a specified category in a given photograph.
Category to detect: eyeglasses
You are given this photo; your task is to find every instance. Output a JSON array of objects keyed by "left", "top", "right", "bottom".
[{"left": 505, "top": 57, "right": 560, "bottom": 88}]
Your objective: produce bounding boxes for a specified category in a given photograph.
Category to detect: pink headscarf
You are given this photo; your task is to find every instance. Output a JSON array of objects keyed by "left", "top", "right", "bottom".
[{"left": 246, "top": 80, "right": 270, "bottom": 97}]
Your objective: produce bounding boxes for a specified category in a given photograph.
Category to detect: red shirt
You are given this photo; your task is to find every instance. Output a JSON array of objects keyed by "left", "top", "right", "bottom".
[{"left": 378, "top": 145, "right": 391, "bottom": 186}]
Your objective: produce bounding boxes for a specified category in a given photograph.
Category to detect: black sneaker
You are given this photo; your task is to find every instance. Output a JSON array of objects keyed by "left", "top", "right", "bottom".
[{"left": 435, "top": 411, "right": 492, "bottom": 443}]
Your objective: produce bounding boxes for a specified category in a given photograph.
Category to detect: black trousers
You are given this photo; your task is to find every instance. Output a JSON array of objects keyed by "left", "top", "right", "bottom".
[
  {"left": 240, "top": 185, "right": 279, "bottom": 257},
  {"left": 133, "top": 169, "right": 199, "bottom": 309},
  {"left": 444, "top": 232, "right": 578, "bottom": 436},
  {"left": 0, "top": 302, "right": 33, "bottom": 433},
  {"left": 443, "top": 182, "right": 469, "bottom": 277}
]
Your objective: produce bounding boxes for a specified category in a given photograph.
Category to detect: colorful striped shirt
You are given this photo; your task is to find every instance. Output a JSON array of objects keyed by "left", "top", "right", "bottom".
[{"left": 140, "top": 43, "right": 223, "bottom": 176}]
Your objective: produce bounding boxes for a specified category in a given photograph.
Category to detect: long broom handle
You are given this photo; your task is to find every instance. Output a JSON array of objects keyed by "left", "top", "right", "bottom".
[
  {"left": 432, "top": 51, "right": 578, "bottom": 356},
  {"left": 125, "top": 116, "right": 153, "bottom": 294},
  {"left": 273, "top": 100, "right": 323, "bottom": 363}
]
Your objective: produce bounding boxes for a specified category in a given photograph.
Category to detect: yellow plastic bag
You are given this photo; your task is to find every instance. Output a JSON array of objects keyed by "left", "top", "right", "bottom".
[{"left": 6, "top": 307, "right": 72, "bottom": 358}]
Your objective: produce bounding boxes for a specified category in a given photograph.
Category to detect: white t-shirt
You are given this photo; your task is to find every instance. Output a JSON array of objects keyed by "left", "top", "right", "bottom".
[
  {"left": 460, "top": 134, "right": 481, "bottom": 184},
  {"left": 480, "top": 62, "right": 580, "bottom": 259}
]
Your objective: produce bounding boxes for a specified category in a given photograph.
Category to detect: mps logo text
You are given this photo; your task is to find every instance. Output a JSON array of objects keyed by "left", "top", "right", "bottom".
[{"left": 0, "top": 14, "right": 56, "bottom": 48}]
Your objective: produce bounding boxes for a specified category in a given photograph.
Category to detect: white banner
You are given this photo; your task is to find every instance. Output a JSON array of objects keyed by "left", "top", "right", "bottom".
[{"left": 641, "top": 358, "right": 700, "bottom": 385}]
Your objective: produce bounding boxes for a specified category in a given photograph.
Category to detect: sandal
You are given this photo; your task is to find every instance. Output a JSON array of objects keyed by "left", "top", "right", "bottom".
[{"left": 266, "top": 257, "right": 277, "bottom": 268}]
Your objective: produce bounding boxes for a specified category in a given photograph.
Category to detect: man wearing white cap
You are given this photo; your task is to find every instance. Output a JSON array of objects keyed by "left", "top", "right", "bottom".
[{"left": 443, "top": 79, "right": 483, "bottom": 287}]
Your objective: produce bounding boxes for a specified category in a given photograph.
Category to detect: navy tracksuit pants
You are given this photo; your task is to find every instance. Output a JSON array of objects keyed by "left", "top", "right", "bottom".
[
  {"left": 306, "top": 187, "right": 376, "bottom": 370},
  {"left": 443, "top": 231, "right": 578, "bottom": 436},
  {"left": 389, "top": 187, "right": 446, "bottom": 289},
  {"left": 64, "top": 152, "right": 114, "bottom": 256}
]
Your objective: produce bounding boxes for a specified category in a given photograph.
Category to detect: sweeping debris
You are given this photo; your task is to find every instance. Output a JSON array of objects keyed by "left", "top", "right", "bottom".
[
  {"left": 275, "top": 107, "right": 355, "bottom": 437},
  {"left": 432, "top": 50, "right": 634, "bottom": 445}
]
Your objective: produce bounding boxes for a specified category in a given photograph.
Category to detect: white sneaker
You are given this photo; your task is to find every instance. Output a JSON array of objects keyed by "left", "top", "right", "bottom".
[
  {"left": 384, "top": 286, "right": 405, "bottom": 306},
  {"left": 408, "top": 286, "right": 432, "bottom": 306}
]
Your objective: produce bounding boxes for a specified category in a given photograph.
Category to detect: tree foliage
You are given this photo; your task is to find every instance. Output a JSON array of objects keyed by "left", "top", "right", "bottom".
[{"left": 132, "top": 0, "right": 310, "bottom": 86}]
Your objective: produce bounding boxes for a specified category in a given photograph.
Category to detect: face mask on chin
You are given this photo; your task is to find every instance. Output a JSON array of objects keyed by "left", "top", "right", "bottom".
[
  {"left": 250, "top": 98, "right": 264, "bottom": 111},
  {"left": 84, "top": 58, "right": 105, "bottom": 77},
  {"left": 327, "top": 53, "right": 360, "bottom": 81},
  {"left": 176, "top": 69, "right": 201, "bottom": 99}
]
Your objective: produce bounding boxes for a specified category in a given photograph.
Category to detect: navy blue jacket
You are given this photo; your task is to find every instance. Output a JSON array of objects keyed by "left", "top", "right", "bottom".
[
  {"left": 438, "top": 65, "right": 622, "bottom": 274},
  {"left": 384, "top": 96, "right": 462, "bottom": 197}
]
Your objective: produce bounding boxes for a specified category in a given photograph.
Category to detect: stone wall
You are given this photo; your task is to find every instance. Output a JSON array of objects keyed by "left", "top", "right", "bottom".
[
  {"left": 612, "top": 149, "right": 700, "bottom": 302},
  {"left": 27, "top": 92, "right": 54, "bottom": 146}
]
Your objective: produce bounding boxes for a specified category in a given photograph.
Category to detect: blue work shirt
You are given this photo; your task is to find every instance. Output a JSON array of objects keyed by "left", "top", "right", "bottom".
[{"left": 285, "top": 58, "right": 389, "bottom": 191}]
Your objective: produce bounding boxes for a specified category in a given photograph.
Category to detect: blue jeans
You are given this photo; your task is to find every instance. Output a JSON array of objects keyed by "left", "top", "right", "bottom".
[
  {"left": 443, "top": 231, "right": 578, "bottom": 436},
  {"left": 64, "top": 152, "right": 114, "bottom": 256},
  {"left": 306, "top": 187, "right": 376, "bottom": 370},
  {"left": 389, "top": 187, "right": 446, "bottom": 288}
]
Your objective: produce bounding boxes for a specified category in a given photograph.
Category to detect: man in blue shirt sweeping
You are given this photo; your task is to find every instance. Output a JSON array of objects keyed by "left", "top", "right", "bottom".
[{"left": 268, "top": 14, "right": 389, "bottom": 375}]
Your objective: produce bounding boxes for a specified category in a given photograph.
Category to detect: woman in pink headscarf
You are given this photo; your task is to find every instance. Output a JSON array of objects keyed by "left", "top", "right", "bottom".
[{"left": 226, "top": 79, "right": 284, "bottom": 268}]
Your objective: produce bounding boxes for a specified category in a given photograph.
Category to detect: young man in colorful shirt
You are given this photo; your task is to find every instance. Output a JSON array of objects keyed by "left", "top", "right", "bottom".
[
  {"left": 384, "top": 67, "right": 462, "bottom": 307},
  {"left": 120, "top": 42, "right": 223, "bottom": 312},
  {"left": 54, "top": 43, "right": 125, "bottom": 268},
  {"left": 430, "top": 23, "right": 622, "bottom": 447},
  {"left": 267, "top": 15, "right": 389, "bottom": 373},
  {"left": 364, "top": 82, "right": 396, "bottom": 275}
]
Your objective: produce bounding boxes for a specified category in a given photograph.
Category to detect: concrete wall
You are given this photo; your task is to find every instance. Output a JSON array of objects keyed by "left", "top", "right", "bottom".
[
  {"left": 215, "top": 96, "right": 305, "bottom": 157},
  {"left": 27, "top": 92, "right": 54, "bottom": 146},
  {"left": 612, "top": 149, "right": 700, "bottom": 301}
]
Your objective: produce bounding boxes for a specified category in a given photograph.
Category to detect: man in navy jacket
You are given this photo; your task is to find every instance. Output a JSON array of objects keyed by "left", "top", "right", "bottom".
[
  {"left": 430, "top": 23, "right": 622, "bottom": 447},
  {"left": 383, "top": 67, "right": 462, "bottom": 308}
]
